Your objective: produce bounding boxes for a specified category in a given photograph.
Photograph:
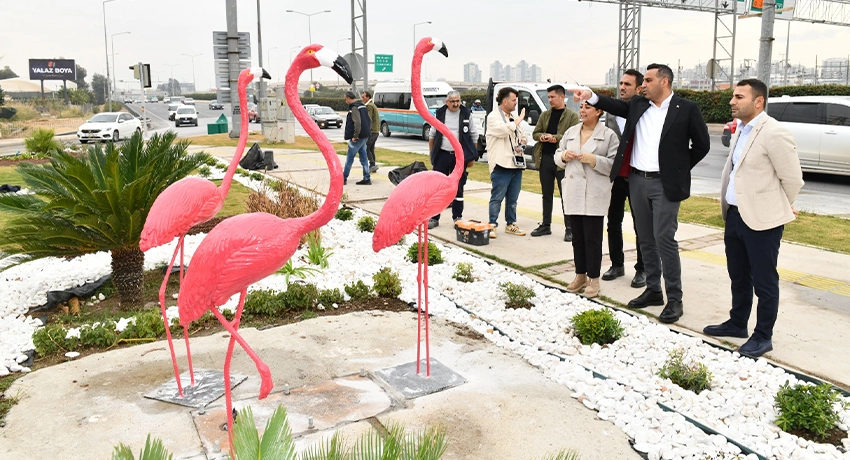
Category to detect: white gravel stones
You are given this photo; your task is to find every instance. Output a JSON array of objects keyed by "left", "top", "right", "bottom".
[
  {"left": 64, "top": 351, "right": 80, "bottom": 359},
  {"left": 1, "top": 177, "right": 848, "bottom": 459}
]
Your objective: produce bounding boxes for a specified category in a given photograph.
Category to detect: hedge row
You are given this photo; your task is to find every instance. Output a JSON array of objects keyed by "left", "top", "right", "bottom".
[
  {"left": 293, "top": 85, "right": 850, "bottom": 123},
  {"left": 182, "top": 92, "right": 217, "bottom": 101}
]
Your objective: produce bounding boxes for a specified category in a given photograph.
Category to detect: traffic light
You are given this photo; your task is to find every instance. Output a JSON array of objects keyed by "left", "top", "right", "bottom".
[{"left": 128, "top": 64, "right": 152, "bottom": 88}]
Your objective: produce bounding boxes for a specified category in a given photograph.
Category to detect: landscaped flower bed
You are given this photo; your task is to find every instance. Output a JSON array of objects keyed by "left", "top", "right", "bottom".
[{"left": 2, "top": 163, "right": 848, "bottom": 459}]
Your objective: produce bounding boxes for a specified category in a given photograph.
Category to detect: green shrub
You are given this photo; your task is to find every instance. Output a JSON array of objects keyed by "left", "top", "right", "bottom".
[
  {"left": 244, "top": 289, "right": 287, "bottom": 316},
  {"left": 305, "top": 233, "right": 332, "bottom": 268},
  {"left": 657, "top": 348, "right": 713, "bottom": 394},
  {"left": 197, "top": 165, "right": 211, "bottom": 178},
  {"left": 199, "top": 153, "right": 220, "bottom": 167},
  {"left": 32, "top": 324, "right": 76, "bottom": 356},
  {"left": 570, "top": 309, "right": 624, "bottom": 345},
  {"left": 335, "top": 207, "right": 354, "bottom": 221},
  {"left": 356, "top": 215, "right": 376, "bottom": 232},
  {"left": 318, "top": 288, "right": 345, "bottom": 306},
  {"left": 276, "top": 259, "right": 320, "bottom": 284},
  {"left": 453, "top": 262, "right": 475, "bottom": 283},
  {"left": 24, "top": 128, "right": 61, "bottom": 156},
  {"left": 79, "top": 321, "right": 118, "bottom": 348},
  {"left": 236, "top": 167, "right": 250, "bottom": 177},
  {"left": 406, "top": 241, "right": 443, "bottom": 265},
  {"left": 120, "top": 310, "right": 166, "bottom": 340},
  {"left": 250, "top": 172, "right": 264, "bottom": 181},
  {"left": 775, "top": 382, "right": 850, "bottom": 440},
  {"left": 345, "top": 280, "right": 374, "bottom": 301},
  {"left": 499, "top": 282, "right": 535, "bottom": 309},
  {"left": 282, "top": 282, "right": 319, "bottom": 310},
  {"left": 373, "top": 267, "right": 402, "bottom": 298}
]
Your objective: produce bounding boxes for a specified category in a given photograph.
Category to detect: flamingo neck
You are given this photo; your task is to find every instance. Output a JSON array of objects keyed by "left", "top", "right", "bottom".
[
  {"left": 219, "top": 72, "right": 252, "bottom": 197},
  {"left": 286, "top": 56, "right": 343, "bottom": 231},
  {"left": 411, "top": 47, "right": 464, "bottom": 183}
]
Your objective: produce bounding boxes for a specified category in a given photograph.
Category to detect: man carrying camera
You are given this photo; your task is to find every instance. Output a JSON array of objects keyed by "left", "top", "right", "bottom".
[{"left": 486, "top": 86, "right": 528, "bottom": 238}]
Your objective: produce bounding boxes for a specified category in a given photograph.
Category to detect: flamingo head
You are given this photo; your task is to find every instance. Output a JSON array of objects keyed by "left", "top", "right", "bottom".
[
  {"left": 249, "top": 67, "right": 272, "bottom": 80},
  {"left": 294, "top": 44, "right": 354, "bottom": 84},
  {"left": 417, "top": 37, "right": 449, "bottom": 58}
]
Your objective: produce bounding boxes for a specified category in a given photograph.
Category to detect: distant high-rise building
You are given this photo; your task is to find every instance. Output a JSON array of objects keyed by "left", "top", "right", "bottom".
[
  {"left": 504, "top": 65, "right": 515, "bottom": 81},
  {"left": 530, "top": 65, "right": 543, "bottom": 82},
  {"left": 517, "top": 60, "right": 529, "bottom": 81},
  {"left": 464, "top": 62, "right": 482, "bottom": 83},
  {"left": 490, "top": 60, "right": 503, "bottom": 81}
]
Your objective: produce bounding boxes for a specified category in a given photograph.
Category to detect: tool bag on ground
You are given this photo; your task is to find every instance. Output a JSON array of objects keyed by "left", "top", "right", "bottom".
[{"left": 388, "top": 161, "right": 428, "bottom": 186}]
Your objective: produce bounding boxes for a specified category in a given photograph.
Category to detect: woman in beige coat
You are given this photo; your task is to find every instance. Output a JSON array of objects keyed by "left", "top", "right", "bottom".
[{"left": 554, "top": 102, "right": 619, "bottom": 298}]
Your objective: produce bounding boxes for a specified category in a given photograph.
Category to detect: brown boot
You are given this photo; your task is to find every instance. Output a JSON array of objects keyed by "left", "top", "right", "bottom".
[
  {"left": 583, "top": 277, "right": 600, "bottom": 298},
  {"left": 566, "top": 274, "right": 587, "bottom": 293}
]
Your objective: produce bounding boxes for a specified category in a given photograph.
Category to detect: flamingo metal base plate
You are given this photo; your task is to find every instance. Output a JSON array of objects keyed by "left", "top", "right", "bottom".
[
  {"left": 144, "top": 369, "right": 248, "bottom": 408},
  {"left": 373, "top": 359, "right": 465, "bottom": 399}
]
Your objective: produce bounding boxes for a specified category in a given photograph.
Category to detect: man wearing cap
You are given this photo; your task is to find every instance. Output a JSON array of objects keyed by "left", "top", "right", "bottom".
[
  {"left": 343, "top": 90, "right": 372, "bottom": 185},
  {"left": 471, "top": 99, "right": 485, "bottom": 112}
]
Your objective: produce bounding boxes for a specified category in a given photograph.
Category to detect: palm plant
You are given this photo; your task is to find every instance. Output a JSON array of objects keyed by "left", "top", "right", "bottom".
[{"left": 0, "top": 131, "right": 206, "bottom": 306}]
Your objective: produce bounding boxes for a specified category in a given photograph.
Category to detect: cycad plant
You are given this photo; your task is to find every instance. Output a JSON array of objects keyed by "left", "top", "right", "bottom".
[{"left": 0, "top": 131, "right": 205, "bottom": 306}]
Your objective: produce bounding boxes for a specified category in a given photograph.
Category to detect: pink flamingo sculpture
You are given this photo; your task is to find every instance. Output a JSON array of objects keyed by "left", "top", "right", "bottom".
[
  {"left": 139, "top": 67, "right": 270, "bottom": 397},
  {"left": 176, "top": 45, "right": 353, "bottom": 453},
  {"left": 372, "top": 37, "right": 453, "bottom": 377}
]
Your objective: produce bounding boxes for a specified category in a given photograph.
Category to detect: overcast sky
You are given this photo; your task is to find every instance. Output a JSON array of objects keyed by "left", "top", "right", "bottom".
[{"left": 2, "top": 0, "right": 849, "bottom": 90}]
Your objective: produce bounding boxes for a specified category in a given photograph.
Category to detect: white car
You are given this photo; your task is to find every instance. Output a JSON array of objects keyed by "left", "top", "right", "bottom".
[
  {"left": 766, "top": 95, "right": 850, "bottom": 176},
  {"left": 77, "top": 112, "right": 142, "bottom": 143},
  {"left": 167, "top": 103, "right": 180, "bottom": 121},
  {"left": 174, "top": 105, "right": 198, "bottom": 127},
  {"left": 182, "top": 98, "right": 195, "bottom": 106}
]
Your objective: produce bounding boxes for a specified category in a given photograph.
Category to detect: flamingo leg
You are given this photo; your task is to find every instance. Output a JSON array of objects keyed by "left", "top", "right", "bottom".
[
  {"left": 159, "top": 240, "right": 184, "bottom": 397},
  {"left": 177, "top": 235, "right": 196, "bottom": 387},
  {"left": 210, "top": 304, "right": 273, "bottom": 399},
  {"left": 416, "top": 225, "right": 424, "bottom": 374},
  {"left": 221, "top": 289, "right": 248, "bottom": 458},
  {"left": 423, "top": 226, "right": 431, "bottom": 377}
]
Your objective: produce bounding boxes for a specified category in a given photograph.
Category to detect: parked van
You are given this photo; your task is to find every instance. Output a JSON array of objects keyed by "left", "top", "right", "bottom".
[
  {"left": 766, "top": 95, "right": 850, "bottom": 176},
  {"left": 373, "top": 81, "right": 454, "bottom": 140}
]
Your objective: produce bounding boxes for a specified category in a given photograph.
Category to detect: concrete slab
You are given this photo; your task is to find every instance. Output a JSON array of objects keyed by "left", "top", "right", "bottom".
[
  {"left": 193, "top": 374, "right": 393, "bottom": 457},
  {"left": 373, "top": 359, "right": 466, "bottom": 399},
  {"left": 143, "top": 369, "right": 247, "bottom": 408}
]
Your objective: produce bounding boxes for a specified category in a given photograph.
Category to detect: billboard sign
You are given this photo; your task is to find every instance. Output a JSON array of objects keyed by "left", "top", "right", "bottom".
[{"left": 29, "top": 59, "right": 76, "bottom": 81}]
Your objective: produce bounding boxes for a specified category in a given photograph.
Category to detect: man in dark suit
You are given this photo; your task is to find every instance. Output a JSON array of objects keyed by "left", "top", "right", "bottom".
[
  {"left": 574, "top": 63, "right": 710, "bottom": 324},
  {"left": 602, "top": 69, "right": 646, "bottom": 289}
]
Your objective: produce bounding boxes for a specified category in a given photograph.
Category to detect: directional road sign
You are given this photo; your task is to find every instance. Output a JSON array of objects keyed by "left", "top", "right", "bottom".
[
  {"left": 212, "top": 31, "right": 250, "bottom": 47},
  {"left": 374, "top": 54, "right": 393, "bottom": 73}
]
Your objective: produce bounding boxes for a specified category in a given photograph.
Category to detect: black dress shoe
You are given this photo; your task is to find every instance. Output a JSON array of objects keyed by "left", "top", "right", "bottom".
[
  {"left": 355, "top": 179, "right": 372, "bottom": 185},
  {"left": 564, "top": 230, "right": 573, "bottom": 242},
  {"left": 658, "top": 300, "right": 683, "bottom": 324},
  {"left": 630, "top": 271, "right": 646, "bottom": 288},
  {"left": 703, "top": 321, "right": 748, "bottom": 338},
  {"left": 427, "top": 218, "right": 439, "bottom": 229},
  {"left": 530, "top": 224, "right": 551, "bottom": 237},
  {"left": 628, "top": 289, "right": 664, "bottom": 309},
  {"left": 739, "top": 337, "right": 773, "bottom": 358},
  {"left": 602, "top": 266, "right": 625, "bottom": 281}
]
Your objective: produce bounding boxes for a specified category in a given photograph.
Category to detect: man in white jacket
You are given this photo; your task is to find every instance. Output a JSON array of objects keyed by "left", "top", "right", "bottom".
[{"left": 486, "top": 87, "right": 528, "bottom": 238}]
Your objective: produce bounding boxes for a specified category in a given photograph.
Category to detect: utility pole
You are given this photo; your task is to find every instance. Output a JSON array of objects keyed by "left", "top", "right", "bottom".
[
  {"left": 182, "top": 53, "right": 202, "bottom": 92},
  {"left": 757, "top": 0, "right": 776, "bottom": 96},
  {"left": 256, "top": 0, "right": 265, "bottom": 100},
  {"left": 226, "top": 0, "right": 241, "bottom": 138}
]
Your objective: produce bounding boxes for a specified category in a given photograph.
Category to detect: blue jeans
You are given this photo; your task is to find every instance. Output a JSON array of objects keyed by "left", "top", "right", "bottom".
[
  {"left": 489, "top": 167, "right": 523, "bottom": 227},
  {"left": 344, "top": 138, "right": 370, "bottom": 181}
]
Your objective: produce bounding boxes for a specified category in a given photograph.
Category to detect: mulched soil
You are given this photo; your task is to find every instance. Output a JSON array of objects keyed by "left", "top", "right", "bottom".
[
  {"left": 0, "top": 158, "right": 51, "bottom": 168},
  {"left": 787, "top": 427, "right": 848, "bottom": 449}
]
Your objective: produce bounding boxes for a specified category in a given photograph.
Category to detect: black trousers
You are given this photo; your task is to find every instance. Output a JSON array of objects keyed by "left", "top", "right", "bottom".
[
  {"left": 569, "top": 215, "right": 605, "bottom": 278},
  {"left": 725, "top": 206, "right": 784, "bottom": 340},
  {"left": 366, "top": 132, "right": 379, "bottom": 167},
  {"left": 431, "top": 149, "right": 468, "bottom": 221},
  {"left": 607, "top": 176, "right": 644, "bottom": 271},
  {"left": 539, "top": 154, "right": 569, "bottom": 229}
]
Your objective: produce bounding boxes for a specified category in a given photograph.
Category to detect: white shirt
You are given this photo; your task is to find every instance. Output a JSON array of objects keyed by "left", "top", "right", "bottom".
[
  {"left": 725, "top": 111, "right": 766, "bottom": 206},
  {"left": 588, "top": 91, "right": 673, "bottom": 172},
  {"left": 429, "top": 108, "right": 478, "bottom": 151},
  {"left": 616, "top": 115, "right": 626, "bottom": 134}
]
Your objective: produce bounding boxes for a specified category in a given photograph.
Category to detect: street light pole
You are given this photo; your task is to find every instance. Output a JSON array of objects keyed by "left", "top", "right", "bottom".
[
  {"left": 182, "top": 53, "right": 202, "bottom": 92},
  {"left": 111, "top": 31, "right": 130, "bottom": 107},
  {"left": 102, "top": 0, "right": 116, "bottom": 109},
  {"left": 285, "top": 9, "right": 331, "bottom": 83},
  {"left": 413, "top": 21, "right": 431, "bottom": 50}
]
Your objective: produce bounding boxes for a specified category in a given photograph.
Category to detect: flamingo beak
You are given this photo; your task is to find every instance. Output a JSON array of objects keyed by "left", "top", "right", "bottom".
[
  {"left": 437, "top": 43, "right": 448, "bottom": 58},
  {"left": 332, "top": 56, "right": 354, "bottom": 84},
  {"left": 261, "top": 68, "right": 271, "bottom": 79}
]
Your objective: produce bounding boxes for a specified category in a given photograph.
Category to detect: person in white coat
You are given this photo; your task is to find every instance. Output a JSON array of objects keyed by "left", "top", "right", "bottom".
[{"left": 555, "top": 102, "right": 619, "bottom": 298}]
